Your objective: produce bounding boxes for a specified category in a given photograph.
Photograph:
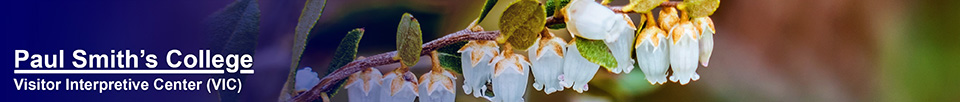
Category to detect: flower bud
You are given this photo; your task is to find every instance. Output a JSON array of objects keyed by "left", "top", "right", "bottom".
[
  {"left": 693, "top": 17, "right": 715, "bottom": 67},
  {"left": 668, "top": 21, "right": 701, "bottom": 85},
  {"left": 457, "top": 40, "right": 499, "bottom": 97},
  {"left": 560, "top": 42, "right": 600, "bottom": 93},
  {"left": 346, "top": 67, "right": 383, "bottom": 102}
]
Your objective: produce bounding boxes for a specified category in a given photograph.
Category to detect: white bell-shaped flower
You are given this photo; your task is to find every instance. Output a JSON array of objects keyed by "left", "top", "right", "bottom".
[
  {"left": 560, "top": 42, "right": 600, "bottom": 93},
  {"left": 380, "top": 67, "right": 419, "bottom": 102},
  {"left": 528, "top": 32, "right": 567, "bottom": 94},
  {"left": 635, "top": 14, "right": 671, "bottom": 85},
  {"left": 295, "top": 67, "right": 321, "bottom": 94},
  {"left": 346, "top": 67, "right": 383, "bottom": 102},
  {"left": 693, "top": 17, "right": 716, "bottom": 67},
  {"left": 457, "top": 40, "right": 499, "bottom": 97},
  {"left": 604, "top": 14, "right": 638, "bottom": 74},
  {"left": 418, "top": 52, "right": 458, "bottom": 102},
  {"left": 565, "top": 0, "right": 630, "bottom": 42},
  {"left": 490, "top": 46, "right": 530, "bottom": 102},
  {"left": 668, "top": 20, "right": 701, "bottom": 85}
]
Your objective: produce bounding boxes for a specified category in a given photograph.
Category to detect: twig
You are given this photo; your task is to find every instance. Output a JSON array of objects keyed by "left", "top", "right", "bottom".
[{"left": 290, "top": 29, "right": 499, "bottom": 102}]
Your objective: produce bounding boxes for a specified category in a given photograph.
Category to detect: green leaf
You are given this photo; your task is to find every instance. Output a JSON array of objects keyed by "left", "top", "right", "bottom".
[
  {"left": 575, "top": 36, "right": 618, "bottom": 69},
  {"left": 500, "top": 0, "right": 546, "bottom": 51},
  {"left": 682, "top": 0, "right": 720, "bottom": 17},
  {"left": 437, "top": 41, "right": 466, "bottom": 74},
  {"left": 477, "top": 0, "right": 499, "bottom": 24},
  {"left": 396, "top": 13, "right": 423, "bottom": 67},
  {"left": 437, "top": 41, "right": 467, "bottom": 74},
  {"left": 205, "top": 0, "right": 260, "bottom": 101},
  {"left": 545, "top": 0, "right": 570, "bottom": 16},
  {"left": 327, "top": 28, "right": 364, "bottom": 74},
  {"left": 283, "top": 0, "right": 326, "bottom": 99},
  {"left": 438, "top": 53, "right": 463, "bottom": 74},
  {"left": 625, "top": 0, "right": 667, "bottom": 13}
]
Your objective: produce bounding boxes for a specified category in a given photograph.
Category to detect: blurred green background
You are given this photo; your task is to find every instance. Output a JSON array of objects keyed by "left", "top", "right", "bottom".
[{"left": 247, "top": 0, "right": 960, "bottom": 101}]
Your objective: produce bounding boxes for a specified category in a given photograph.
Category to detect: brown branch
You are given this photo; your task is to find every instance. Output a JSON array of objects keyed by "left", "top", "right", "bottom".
[
  {"left": 290, "top": 29, "right": 499, "bottom": 102},
  {"left": 660, "top": 1, "right": 682, "bottom": 7}
]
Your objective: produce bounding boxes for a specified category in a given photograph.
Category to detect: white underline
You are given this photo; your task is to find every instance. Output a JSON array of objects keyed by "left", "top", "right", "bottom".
[
  {"left": 13, "top": 70, "right": 255, "bottom": 74},
  {"left": 240, "top": 70, "right": 254, "bottom": 74}
]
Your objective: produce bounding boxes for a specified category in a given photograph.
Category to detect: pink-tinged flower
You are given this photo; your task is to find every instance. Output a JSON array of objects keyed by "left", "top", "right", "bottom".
[
  {"left": 693, "top": 17, "right": 716, "bottom": 67},
  {"left": 380, "top": 67, "right": 418, "bottom": 102},
  {"left": 346, "top": 67, "right": 383, "bottom": 102},
  {"left": 490, "top": 46, "right": 530, "bottom": 102},
  {"left": 635, "top": 14, "right": 671, "bottom": 85},
  {"left": 668, "top": 20, "right": 701, "bottom": 85},
  {"left": 457, "top": 40, "right": 499, "bottom": 97},
  {"left": 561, "top": 42, "right": 600, "bottom": 93},
  {"left": 528, "top": 33, "right": 567, "bottom": 94}
]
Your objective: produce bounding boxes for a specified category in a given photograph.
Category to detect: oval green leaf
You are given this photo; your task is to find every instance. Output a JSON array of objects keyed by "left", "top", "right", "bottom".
[
  {"left": 327, "top": 28, "right": 364, "bottom": 74},
  {"left": 396, "top": 13, "right": 423, "bottom": 67},
  {"left": 500, "top": 0, "right": 546, "bottom": 51},
  {"left": 575, "top": 36, "right": 618, "bottom": 69},
  {"left": 683, "top": 0, "right": 720, "bottom": 17}
]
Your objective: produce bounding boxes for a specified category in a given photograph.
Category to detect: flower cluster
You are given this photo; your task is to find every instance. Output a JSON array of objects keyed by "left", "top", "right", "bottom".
[
  {"left": 565, "top": 0, "right": 718, "bottom": 85},
  {"left": 338, "top": 52, "right": 463, "bottom": 102},
  {"left": 297, "top": 0, "right": 722, "bottom": 101},
  {"left": 663, "top": 6, "right": 717, "bottom": 85}
]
